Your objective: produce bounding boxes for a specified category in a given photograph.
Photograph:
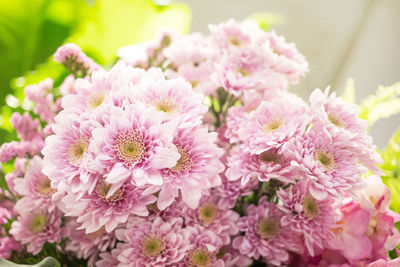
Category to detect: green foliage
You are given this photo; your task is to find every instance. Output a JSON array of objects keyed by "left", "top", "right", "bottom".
[
  {"left": 358, "top": 82, "right": 400, "bottom": 127},
  {"left": 0, "top": 257, "right": 60, "bottom": 267},
  {"left": 380, "top": 126, "right": 400, "bottom": 212}
]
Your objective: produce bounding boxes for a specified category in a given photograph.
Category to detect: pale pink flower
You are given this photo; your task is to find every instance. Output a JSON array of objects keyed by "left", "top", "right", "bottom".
[
  {"left": 0, "top": 236, "right": 22, "bottom": 259},
  {"left": 217, "top": 244, "right": 252, "bottom": 267},
  {"left": 132, "top": 69, "right": 208, "bottom": 128},
  {"left": 10, "top": 112, "right": 42, "bottom": 141},
  {"left": 87, "top": 103, "right": 180, "bottom": 192},
  {"left": 309, "top": 88, "right": 383, "bottom": 175},
  {"left": 233, "top": 197, "right": 302, "bottom": 265},
  {"left": 182, "top": 194, "right": 239, "bottom": 245},
  {"left": 62, "top": 178, "right": 156, "bottom": 233},
  {"left": 54, "top": 43, "right": 101, "bottom": 77},
  {"left": 14, "top": 156, "right": 58, "bottom": 212},
  {"left": 156, "top": 126, "right": 224, "bottom": 210},
  {"left": 176, "top": 224, "right": 224, "bottom": 267},
  {"left": 226, "top": 145, "right": 295, "bottom": 185},
  {"left": 10, "top": 208, "right": 62, "bottom": 255},
  {"left": 282, "top": 125, "right": 366, "bottom": 200},
  {"left": 209, "top": 19, "right": 252, "bottom": 49},
  {"left": 328, "top": 202, "right": 372, "bottom": 261},
  {"left": 277, "top": 181, "right": 339, "bottom": 256},
  {"left": 238, "top": 96, "right": 309, "bottom": 154},
  {"left": 96, "top": 249, "right": 120, "bottom": 267},
  {"left": 115, "top": 217, "right": 190, "bottom": 266}
]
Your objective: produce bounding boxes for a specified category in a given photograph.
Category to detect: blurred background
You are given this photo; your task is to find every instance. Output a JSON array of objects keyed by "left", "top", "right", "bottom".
[{"left": 0, "top": 0, "right": 399, "bottom": 147}]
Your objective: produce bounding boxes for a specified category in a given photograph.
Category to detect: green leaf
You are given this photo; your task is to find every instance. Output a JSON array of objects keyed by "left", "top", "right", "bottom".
[
  {"left": 380, "top": 126, "right": 400, "bottom": 212},
  {"left": 359, "top": 82, "right": 400, "bottom": 126},
  {"left": 70, "top": 0, "right": 191, "bottom": 64}
]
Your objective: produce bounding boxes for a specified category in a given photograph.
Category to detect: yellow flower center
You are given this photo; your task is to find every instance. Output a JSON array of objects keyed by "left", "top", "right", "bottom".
[
  {"left": 115, "top": 130, "right": 145, "bottom": 167},
  {"left": 37, "top": 177, "right": 55, "bottom": 196},
  {"left": 328, "top": 114, "right": 344, "bottom": 128},
  {"left": 30, "top": 214, "right": 46, "bottom": 233},
  {"left": 67, "top": 137, "right": 89, "bottom": 166},
  {"left": 237, "top": 68, "right": 249, "bottom": 77},
  {"left": 259, "top": 150, "right": 281, "bottom": 164},
  {"left": 257, "top": 218, "right": 280, "bottom": 239},
  {"left": 228, "top": 36, "right": 243, "bottom": 46},
  {"left": 142, "top": 235, "right": 165, "bottom": 258},
  {"left": 87, "top": 92, "right": 106, "bottom": 111},
  {"left": 315, "top": 149, "right": 335, "bottom": 170},
  {"left": 171, "top": 145, "right": 193, "bottom": 173},
  {"left": 153, "top": 98, "right": 177, "bottom": 114},
  {"left": 303, "top": 194, "right": 320, "bottom": 219},
  {"left": 189, "top": 248, "right": 212, "bottom": 267},
  {"left": 95, "top": 180, "right": 123, "bottom": 205},
  {"left": 198, "top": 203, "right": 218, "bottom": 226},
  {"left": 263, "top": 119, "right": 283, "bottom": 133}
]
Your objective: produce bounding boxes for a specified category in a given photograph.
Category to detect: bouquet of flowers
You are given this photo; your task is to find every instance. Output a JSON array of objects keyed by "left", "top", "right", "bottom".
[{"left": 1, "top": 19, "right": 399, "bottom": 266}]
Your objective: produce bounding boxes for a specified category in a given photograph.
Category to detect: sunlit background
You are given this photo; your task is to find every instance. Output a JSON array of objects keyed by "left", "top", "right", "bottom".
[{"left": 1, "top": 0, "right": 399, "bottom": 147}]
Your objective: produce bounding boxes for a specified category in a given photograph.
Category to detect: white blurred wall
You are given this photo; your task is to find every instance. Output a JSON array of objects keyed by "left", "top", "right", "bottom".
[{"left": 180, "top": 0, "right": 400, "bottom": 147}]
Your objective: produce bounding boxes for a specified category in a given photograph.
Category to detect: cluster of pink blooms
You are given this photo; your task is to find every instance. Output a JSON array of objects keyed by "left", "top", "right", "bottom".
[{"left": 0, "top": 19, "right": 399, "bottom": 266}]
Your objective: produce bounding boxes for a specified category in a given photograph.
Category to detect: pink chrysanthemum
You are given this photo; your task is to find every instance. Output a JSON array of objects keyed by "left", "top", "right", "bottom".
[
  {"left": 238, "top": 96, "right": 309, "bottom": 154},
  {"left": 96, "top": 249, "right": 120, "bottom": 267},
  {"left": 156, "top": 126, "right": 224, "bottom": 210},
  {"left": 132, "top": 69, "right": 208, "bottom": 128},
  {"left": 87, "top": 103, "right": 180, "bottom": 192},
  {"left": 216, "top": 244, "right": 252, "bottom": 267},
  {"left": 62, "top": 178, "right": 156, "bottom": 233},
  {"left": 214, "top": 173, "right": 259, "bottom": 209},
  {"left": 277, "top": 181, "right": 339, "bottom": 256},
  {"left": 63, "top": 219, "right": 116, "bottom": 266},
  {"left": 212, "top": 46, "right": 287, "bottom": 96},
  {"left": 309, "top": 88, "right": 383, "bottom": 175},
  {"left": 115, "top": 217, "right": 190, "bottom": 266},
  {"left": 209, "top": 19, "right": 252, "bottom": 49},
  {"left": 176, "top": 224, "right": 224, "bottom": 267},
  {"left": 233, "top": 196, "right": 302, "bottom": 265},
  {"left": 182, "top": 194, "right": 239, "bottom": 245},
  {"left": 14, "top": 156, "right": 58, "bottom": 212},
  {"left": 226, "top": 145, "right": 295, "bottom": 185},
  {"left": 10, "top": 208, "right": 62, "bottom": 255},
  {"left": 259, "top": 31, "right": 308, "bottom": 83},
  {"left": 42, "top": 113, "right": 98, "bottom": 195},
  {"left": 282, "top": 125, "right": 366, "bottom": 200}
]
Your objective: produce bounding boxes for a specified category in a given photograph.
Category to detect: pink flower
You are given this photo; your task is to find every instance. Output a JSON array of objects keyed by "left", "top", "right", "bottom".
[
  {"left": 238, "top": 96, "right": 309, "bottom": 154},
  {"left": 226, "top": 145, "right": 295, "bottom": 185},
  {"left": 87, "top": 103, "right": 180, "bottom": 192},
  {"left": 132, "top": 69, "right": 208, "bottom": 128},
  {"left": 0, "top": 237, "right": 22, "bottom": 259},
  {"left": 10, "top": 112, "right": 42, "bottom": 141},
  {"left": 176, "top": 224, "right": 225, "bottom": 267},
  {"left": 42, "top": 112, "right": 98, "bottom": 195},
  {"left": 277, "top": 181, "right": 339, "bottom": 256},
  {"left": 233, "top": 197, "right": 302, "bottom": 265},
  {"left": 115, "top": 217, "right": 190, "bottom": 266},
  {"left": 309, "top": 88, "right": 383, "bottom": 175},
  {"left": 62, "top": 178, "right": 156, "bottom": 233},
  {"left": 282, "top": 125, "right": 366, "bottom": 200},
  {"left": 54, "top": 43, "right": 101, "bottom": 77},
  {"left": 182, "top": 194, "right": 239, "bottom": 245},
  {"left": 10, "top": 208, "right": 62, "bottom": 255},
  {"left": 14, "top": 156, "right": 58, "bottom": 212},
  {"left": 156, "top": 126, "right": 224, "bottom": 210},
  {"left": 209, "top": 19, "right": 252, "bottom": 49},
  {"left": 328, "top": 202, "right": 372, "bottom": 261}
]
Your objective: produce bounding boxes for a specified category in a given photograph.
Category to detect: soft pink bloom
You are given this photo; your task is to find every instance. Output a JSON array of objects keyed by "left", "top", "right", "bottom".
[
  {"left": 209, "top": 19, "right": 252, "bottom": 49},
  {"left": 182, "top": 194, "right": 239, "bottom": 245},
  {"left": 328, "top": 202, "right": 372, "bottom": 261},
  {"left": 309, "top": 88, "right": 383, "bottom": 175},
  {"left": 277, "top": 181, "right": 339, "bottom": 256},
  {"left": 96, "top": 249, "right": 120, "bottom": 267},
  {"left": 42, "top": 112, "right": 98, "bottom": 195},
  {"left": 62, "top": 178, "right": 156, "bottom": 233},
  {"left": 282, "top": 125, "right": 366, "bottom": 200},
  {"left": 132, "top": 68, "right": 208, "bottom": 128},
  {"left": 87, "top": 103, "right": 180, "bottom": 193},
  {"left": 54, "top": 43, "right": 101, "bottom": 77},
  {"left": 233, "top": 196, "right": 302, "bottom": 265},
  {"left": 115, "top": 217, "right": 190, "bottom": 266},
  {"left": 226, "top": 145, "right": 295, "bottom": 185},
  {"left": 10, "top": 208, "right": 62, "bottom": 255},
  {"left": 14, "top": 156, "right": 58, "bottom": 212},
  {"left": 217, "top": 244, "right": 252, "bottom": 267},
  {"left": 10, "top": 112, "right": 42, "bottom": 141},
  {"left": 0, "top": 236, "right": 22, "bottom": 259},
  {"left": 156, "top": 126, "right": 224, "bottom": 210},
  {"left": 176, "top": 224, "right": 224, "bottom": 267},
  {"left": 238, "top": 96, "right": 309, "bottom": 154}
]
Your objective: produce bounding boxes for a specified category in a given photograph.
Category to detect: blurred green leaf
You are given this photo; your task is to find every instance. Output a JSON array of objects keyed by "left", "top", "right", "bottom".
[
  {"left": 359, "top": 82, "right": 400, "bottom": 127},
  {"left": 70, "top": 0, "right": 191, "bottom": 64},
  {"left": 244, "top": 12, "right": 280, "bottom": 31},
  {"left": 380, "top": 126, "right": 400, "bottom": 212}
]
